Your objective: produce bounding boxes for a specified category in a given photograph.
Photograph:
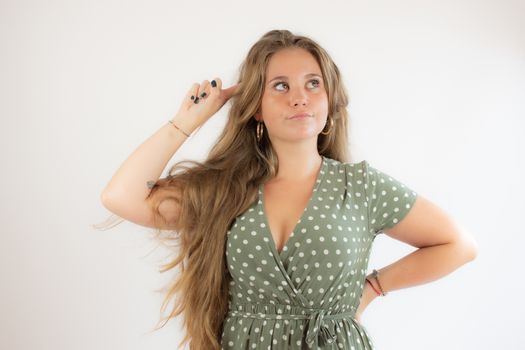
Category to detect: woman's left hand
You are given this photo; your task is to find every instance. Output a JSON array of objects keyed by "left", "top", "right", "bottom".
[{"left": 355, "top": 280, "right": 378, "bottom": 322}]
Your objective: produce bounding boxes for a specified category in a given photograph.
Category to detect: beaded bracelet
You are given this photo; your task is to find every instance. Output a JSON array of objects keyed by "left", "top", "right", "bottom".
[
  {"left": 370, "top": 269, "right": 388, "bottom": 296},
  {"left": 366, "top": 278, "right": 381, "bottom": 296},
  {"left": 168, "top": 120, "right": 190, "bottom": 137}
]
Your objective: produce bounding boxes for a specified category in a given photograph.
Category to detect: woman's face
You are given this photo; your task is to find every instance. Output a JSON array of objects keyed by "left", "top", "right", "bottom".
[{"left": 255, "top": 48, "right": 329, "bottom": 143}]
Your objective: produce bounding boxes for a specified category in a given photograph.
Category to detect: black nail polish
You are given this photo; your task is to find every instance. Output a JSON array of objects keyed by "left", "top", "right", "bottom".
[
  {"left": 211, "top": 80, "right": 217, "bottom": 87},
  {"left": 194, "top": 97, "right": 200, "bottom": 104},
  {"left": 190, "top": 95, "right": 195, "bottom": 100},
  {"left": 200, "top": 92, "right": 207, "bottom": 98}
]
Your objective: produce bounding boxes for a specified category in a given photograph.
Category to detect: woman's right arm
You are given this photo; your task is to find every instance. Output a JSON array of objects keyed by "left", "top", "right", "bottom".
[
  {"left": 100, "top": 114, "right": 197, "bottom": 230},
  {"left": 100, "top": 78, "right": 238, "bottom": 230}
]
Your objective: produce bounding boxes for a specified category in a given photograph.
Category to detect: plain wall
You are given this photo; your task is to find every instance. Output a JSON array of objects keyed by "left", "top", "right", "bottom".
[{"left": 1, "top": 0, "right": 524, "bottom": 349}]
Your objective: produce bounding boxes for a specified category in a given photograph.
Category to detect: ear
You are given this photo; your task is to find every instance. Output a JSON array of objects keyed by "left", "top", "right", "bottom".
[{"left": 254, "top": 112, "right": 262, "bottom": 122}]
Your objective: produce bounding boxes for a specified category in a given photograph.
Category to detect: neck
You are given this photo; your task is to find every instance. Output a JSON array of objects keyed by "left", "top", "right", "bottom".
[{"left": 270, "top": 150, "right": 323, "bottom": 183}]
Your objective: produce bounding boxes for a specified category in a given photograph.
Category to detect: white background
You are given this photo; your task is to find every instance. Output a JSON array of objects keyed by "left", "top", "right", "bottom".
[{"left": 1, "top": 0, "right": 524, "bottom": 349}]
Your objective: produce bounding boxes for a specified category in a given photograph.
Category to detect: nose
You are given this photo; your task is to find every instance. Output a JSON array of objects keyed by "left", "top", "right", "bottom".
[{"left": 289, "top": 87, "right": 308, "bottom": 107}]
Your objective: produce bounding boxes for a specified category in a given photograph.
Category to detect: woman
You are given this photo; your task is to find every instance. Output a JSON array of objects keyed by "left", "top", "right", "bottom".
[{"left": 98, "top": 29, "right": 478, "bottom": 349}]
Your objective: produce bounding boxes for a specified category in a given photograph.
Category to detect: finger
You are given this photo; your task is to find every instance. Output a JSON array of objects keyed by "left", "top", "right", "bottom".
[
  {"left": 196, "top": 80, "right": 210, "bottom": 102},
  {"left": 222, "top": 83, "right": 239, "bottom": 101},
  {"left": 191, "top": 83, "right": 200, "bottom": 100},
  {"left": 183, "top": 83, "right": 200, "bottom": 108},
  {"left": 193, "top": 80, "right": 207, "bottom": 104},
  {"left": 209, "top": 77, "right": 222, "bottom": 98}
]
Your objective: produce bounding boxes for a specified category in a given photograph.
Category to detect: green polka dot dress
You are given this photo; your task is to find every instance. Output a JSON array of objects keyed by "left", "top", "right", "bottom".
[{"left": 221, "top": 156, "right": 418, "bottom": 349}]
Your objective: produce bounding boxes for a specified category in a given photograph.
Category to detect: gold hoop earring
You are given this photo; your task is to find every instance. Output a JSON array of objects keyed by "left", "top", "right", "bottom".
[
  {"left": 256, "top": 120, "right": 264, "bottom": 142},
  {"left": 320, "top": 116, "right": 334, "bottom": 135}
]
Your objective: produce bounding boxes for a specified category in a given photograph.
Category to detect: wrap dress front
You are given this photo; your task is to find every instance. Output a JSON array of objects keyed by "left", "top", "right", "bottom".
[{"left": 221, "top": 156, "right": 418, "bottom": 349}]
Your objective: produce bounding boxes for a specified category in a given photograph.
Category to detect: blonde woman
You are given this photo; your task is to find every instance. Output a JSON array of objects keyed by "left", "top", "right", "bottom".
[{"left": 98, "top": 29, "right": 478, "bottom": 350}]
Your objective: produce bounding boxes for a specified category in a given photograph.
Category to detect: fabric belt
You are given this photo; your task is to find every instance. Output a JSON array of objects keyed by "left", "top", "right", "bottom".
[{"left": 226, "top": 307, "right": 357, "bottom": 346}]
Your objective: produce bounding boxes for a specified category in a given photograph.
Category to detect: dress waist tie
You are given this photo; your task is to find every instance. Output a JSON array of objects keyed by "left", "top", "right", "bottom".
[{"left": 226, "top": 307, "right": 357, "bottom": 347}]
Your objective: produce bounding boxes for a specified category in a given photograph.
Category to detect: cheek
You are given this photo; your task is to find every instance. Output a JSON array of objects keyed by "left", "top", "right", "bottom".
[
  {"left": 315, "top": 95, "right": 329, "bottom": 112},
  {"left": 261, "top": 94, "right": 278, "bottom": 109},
  {"left": 262, "top": 98, "right": 284, "bottom": 118}
]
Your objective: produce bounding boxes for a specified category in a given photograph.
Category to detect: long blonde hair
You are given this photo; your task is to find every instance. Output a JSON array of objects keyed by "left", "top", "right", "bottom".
[{"left": 95, "top": 29, "right": 352, "bottom": 349}]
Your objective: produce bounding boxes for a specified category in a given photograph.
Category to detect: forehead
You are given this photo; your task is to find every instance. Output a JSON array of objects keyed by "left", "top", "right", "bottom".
[{"left": 266, "top": 48, "right": 321, "bottom": 77}]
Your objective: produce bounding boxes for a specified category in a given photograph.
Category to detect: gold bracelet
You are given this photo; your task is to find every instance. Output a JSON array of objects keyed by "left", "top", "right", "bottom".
[
  {"left": 371, "top": 269, "right": 388, "bottom": 296},
  {"left": 168, "top": 120, "right": 190, "bottom": 137}
]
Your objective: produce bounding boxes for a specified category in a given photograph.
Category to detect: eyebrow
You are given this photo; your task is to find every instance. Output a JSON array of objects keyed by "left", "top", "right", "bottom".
[{"left": 267, "top": 73, "right": 322, "bottom": 84}]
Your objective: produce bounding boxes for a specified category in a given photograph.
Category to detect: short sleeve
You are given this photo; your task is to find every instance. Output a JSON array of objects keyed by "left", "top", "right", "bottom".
[{"left": 362, "top": 160, "right": 418, "bottom": 235}]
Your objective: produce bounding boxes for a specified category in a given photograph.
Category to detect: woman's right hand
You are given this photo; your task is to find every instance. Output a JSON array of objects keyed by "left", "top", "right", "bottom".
[{"left": 172, "top": 78, "right": 239, "bottom": 132}]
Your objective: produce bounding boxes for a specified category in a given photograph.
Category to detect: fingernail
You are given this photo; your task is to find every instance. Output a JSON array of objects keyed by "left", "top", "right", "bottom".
[
  {"left": 190, "top": 95, "right": 195, "bottom": 100},
  {"left": 194, "top": 97, "right": 200, "bottom": 104},
  {"left": 200, "top": 92, "right": 207, "bottom": 98},
  {"left": 211, "top": 80, "right": 217, "bottom": 88}
]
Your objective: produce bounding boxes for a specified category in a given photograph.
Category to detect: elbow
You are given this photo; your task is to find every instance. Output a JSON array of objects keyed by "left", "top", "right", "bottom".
[
  {"left": 455, "top": 236, "right": 479, "bottom": 262},
  {"left": 100, "top": 191, "right": 114, "bottom": 209},
  {"left": 100, "top": 191, "right": 108, "bottom": 205},
  {"left": 464, "top": 230, "right": 479, "bottom": 261},
  {"left": 467, "top": 239, "right": 479, "bottom": 261},
  {"left": 452, "top": 227, "right": 479, "bottom": 263},
  {"left": 453, "top": 225, "right": 479, "bottom": 262}
]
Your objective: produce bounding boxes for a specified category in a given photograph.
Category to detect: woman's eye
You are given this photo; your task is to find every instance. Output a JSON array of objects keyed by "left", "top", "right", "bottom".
[
  {"left": 273, "top": 79, "right": 321, "bottom": 91},
  {"left": 309, "top": 79, "right": 321, "bottom": 88},
  {"left": 274, "top": 82, "right": 287, "bottom": 91}
]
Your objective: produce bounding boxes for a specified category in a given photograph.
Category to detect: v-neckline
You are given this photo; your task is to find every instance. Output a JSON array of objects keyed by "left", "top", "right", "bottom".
[{"left": 258, "top": 156, "right": 327, "bottom": 259}]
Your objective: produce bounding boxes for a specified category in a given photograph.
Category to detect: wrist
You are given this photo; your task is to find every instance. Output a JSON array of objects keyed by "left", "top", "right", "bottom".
[
  {"left": 366, "top": 277, "right": 381, "bottom": 297},
  {"left": 171, "top": 114, "right": 199, "bottom": 134},
  {"left": 367, "top": 269, "right": 388, "bottom": 296}
]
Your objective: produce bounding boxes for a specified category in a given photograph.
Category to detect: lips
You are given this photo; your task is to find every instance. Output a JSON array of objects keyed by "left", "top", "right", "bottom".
[{"left": 290, "top": 112, "right": 312, "bottom": 119}]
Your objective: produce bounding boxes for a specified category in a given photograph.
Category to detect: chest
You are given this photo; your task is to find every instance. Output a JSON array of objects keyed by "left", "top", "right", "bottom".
[{"left": 262, "top": 178, "right": 316, "bottom": 253}]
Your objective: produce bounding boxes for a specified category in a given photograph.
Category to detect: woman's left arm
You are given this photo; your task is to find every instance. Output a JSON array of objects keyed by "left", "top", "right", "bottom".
[
  {"left": 356, "top": 195, "right": 478, "bottom": 321},
  {"left": 370, "top": 194, "right": 479, "bottom": 293}
]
